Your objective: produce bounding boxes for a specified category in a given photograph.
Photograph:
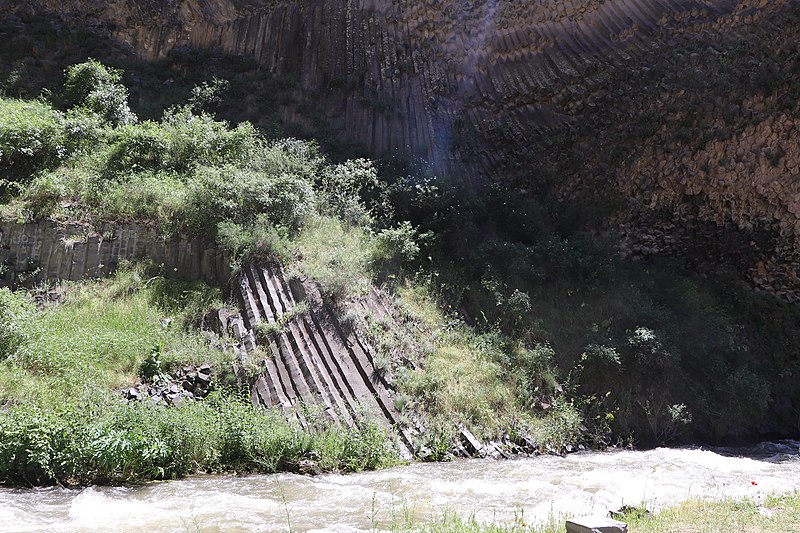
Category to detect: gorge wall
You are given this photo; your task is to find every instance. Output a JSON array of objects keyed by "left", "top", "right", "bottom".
[{"left": 2, "top": 0, "right": 799, "bottom": 299}]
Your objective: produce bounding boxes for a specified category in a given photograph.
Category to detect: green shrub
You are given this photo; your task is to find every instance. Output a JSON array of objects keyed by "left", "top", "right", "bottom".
[
  {"left": 0, "top": 98, "right": 67, "bottom": 185},
  {"left": 22, "top": 163, "right": 102, "bottom": 219},
  {"left": 107, "top": 121, "right": 169, "bottom": 171},
  {"left": 183, "top": 166, "right": 315, "bottom": 234},
  {"left": 508, "top": 343, "right": 559, "bottom": 410},
  {"left": 217, "top": 216, "right": 291, "bottom": 270},
  {"left": 158, "top": 108, "right": 256, "bottom": 171},
  {"left": 372, "top": 221, "right": 421, "bottom": 273},
  {"left": 188, "top": 77, "right": 230, "bottom": 114},
  {"left": 99, "top": 170, "right": 186, "bottom": 225},
  {"left": 62, "top": 109, "right": 106, "bottom": 150},
  {"left": 62, "top": 59, "right": 121, "bottom": 108},
  {"left": 83, "top": 82, "right": 137, "bottom": 126},
  {"left": 318, "top": 158, "right": 379, "bottom": 225},
  {"left": 62, "top": 59, "right": 136, "bottom": 126},
  {"left": 248, "top": 138, "right": 325, "bottom": 180}
]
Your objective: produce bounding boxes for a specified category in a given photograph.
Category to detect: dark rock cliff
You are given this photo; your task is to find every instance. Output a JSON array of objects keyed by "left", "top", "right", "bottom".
[{"left": 2, "top": 0, "right": 799, "bottom": 298}]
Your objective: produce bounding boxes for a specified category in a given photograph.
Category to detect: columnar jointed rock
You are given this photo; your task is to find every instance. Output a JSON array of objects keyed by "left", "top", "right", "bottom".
[
  {"left": 5, "top": 0, "right": 799, "bottom": 299},
  {"left": 232, "top": 262, "right": 413, "bottom": 456},
  {"left": 0, "top": 221, "right": 232, "bottom": 288}
]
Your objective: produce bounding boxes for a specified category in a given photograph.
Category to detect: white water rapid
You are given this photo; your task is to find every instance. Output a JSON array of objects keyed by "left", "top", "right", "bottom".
[{"left": 1, "top": 440, "right": 798, "bottom": 532}]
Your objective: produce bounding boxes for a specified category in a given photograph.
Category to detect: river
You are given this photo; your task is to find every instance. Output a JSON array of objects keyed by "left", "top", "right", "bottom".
[{"left": 1, "top": 440, "right": 798, "bottom": 532}]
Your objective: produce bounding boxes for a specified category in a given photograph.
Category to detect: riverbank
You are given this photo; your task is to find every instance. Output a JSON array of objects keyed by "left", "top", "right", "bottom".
[
  {"left": 403, "top": 492, "right": 800, "bottom": 532},
  {"left": 0, "top": 267, "right": 400, "bottom": 486},
  {"left": 622, "top": 491, "right": 800, "bottom": 533}
]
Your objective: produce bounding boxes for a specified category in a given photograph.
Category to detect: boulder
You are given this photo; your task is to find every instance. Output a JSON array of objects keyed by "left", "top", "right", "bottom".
[
  {"left": 565, "top": 517, "right": 628, "bottom": 533},
  {"left": 459, "top": 428, "right": 484, "bottom": 456}
]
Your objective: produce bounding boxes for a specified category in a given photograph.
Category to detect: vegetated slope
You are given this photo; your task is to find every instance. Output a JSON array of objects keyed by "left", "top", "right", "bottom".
[
  {"left": 1, "top": 0, "right": 799, "bottom": 449},
  {"left": 0, "top": 60, "right": 584, "bottom": 481},
  {"left": 2, "top": 0, "right": 799, "bottom": 301},
  {"left": 0, "top": 268, "right": 400, "bottom": 486}
]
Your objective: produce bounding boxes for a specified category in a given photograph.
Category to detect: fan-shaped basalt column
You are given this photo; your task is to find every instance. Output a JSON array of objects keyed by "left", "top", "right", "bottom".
[{"left": 233, "top": 263, "right": 414, "bottom": 456}]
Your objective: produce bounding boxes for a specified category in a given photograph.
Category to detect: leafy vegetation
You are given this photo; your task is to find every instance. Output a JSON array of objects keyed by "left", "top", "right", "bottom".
[
  {"left": 0, "top": 391, "right": 396, "bottom": 486},
  {"left": 394, "top": 181, "right": 800, "bottom": 446},
  {"left": 377, "top": 283, "right": 580, "bottom": 452},
  {"left": 61, "top": 58, "right": 136, "bottom": 125}
]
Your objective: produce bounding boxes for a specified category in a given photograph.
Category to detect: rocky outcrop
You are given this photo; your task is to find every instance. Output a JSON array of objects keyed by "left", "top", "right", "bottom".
[
  {"left": 0, "top": 220, "right": 232, "bottom": 287},
  {"left": 232, "top": 262, "right": 414, "bottom": 455},
  {"left": 2, "top": 0, "right": 799, "bottom": 298},
  {"left": 6, "top": 0, "right": 791, "bottom": 175},
  {"left": 124, "top": 364, "right": 215, "bottom": 406}
]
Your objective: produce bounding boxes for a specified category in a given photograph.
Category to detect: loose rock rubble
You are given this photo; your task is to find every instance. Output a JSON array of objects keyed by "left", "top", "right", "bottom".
[{"left": 123, "top": 364, "right": 214, "bottom": 406}]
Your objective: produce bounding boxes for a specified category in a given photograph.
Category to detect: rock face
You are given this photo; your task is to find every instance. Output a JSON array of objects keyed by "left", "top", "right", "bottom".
[
  {"left": 0, "top": 221, "right": 231, "bottom": 287},
  {"left": 232, "top": 262, "right": 414, "bottom": 456},
  {"left": 3, "top": 0, "right": 799, "bottom": 298}
]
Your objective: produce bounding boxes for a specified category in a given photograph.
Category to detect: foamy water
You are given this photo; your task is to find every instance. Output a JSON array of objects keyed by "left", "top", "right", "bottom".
[{"left": 1, "top": 441, "right": 798, "bottom": 532}]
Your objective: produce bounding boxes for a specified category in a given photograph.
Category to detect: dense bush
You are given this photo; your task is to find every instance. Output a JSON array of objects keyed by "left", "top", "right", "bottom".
[
  {"left": 0, "top": 99, "right": 67, "bottom": 186},
  {"left": 371, "top": 221, "right": 422, "bottom": 275},
  {"left": 318, "top": 158, "right": 379, "bottom": 225},
  {"left": 2, "top": 63, "right": 356, "bottom": 247},
  {"left": 105, "top": 110, "right": 256, "bottom": 173},
  {"left": 62, "top": 59, "right": 136, "bottom": 125},
  {"left": 216, "top": 216, "right": 291, "bottom": 269},
  {"left": 157, "top": 108, "right": 256, "bottom": 171},
  {"left": 183, "top": 165, "right": 315, "bottom": 234}
]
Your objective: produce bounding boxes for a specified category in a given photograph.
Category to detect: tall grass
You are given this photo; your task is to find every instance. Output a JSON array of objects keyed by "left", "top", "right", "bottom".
[
  {"left": 0, "top": 266, "right": 224, "bottom": 407},
  {"left": 386, "top": 282, "right": 582, "bottom": 451},
  {"left": 384, "top": 492, "right": 800, "bottom": 532},
  {"left": 0, "top": 392, "right": 398, "bottom": 486}
]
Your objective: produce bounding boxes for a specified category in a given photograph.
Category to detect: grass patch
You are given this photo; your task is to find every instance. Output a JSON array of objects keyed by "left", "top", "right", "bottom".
[
  {"left": 391, "top": 282, "right": 581, "bottom": 451},
  {"left": 623, "top": 492, "right": 800, "bottom": 533},
  {"left": 0, "top": 391, "right": 398, "bottom": 486},
  {"left": 385, "top": 492, "right": 800, "bottom": 532},
  {"left": 293, "top": 216, "right": 373, "bottom": 302},
  {"left": 0, "top": 265, "right": 224, "bottom": 407}
]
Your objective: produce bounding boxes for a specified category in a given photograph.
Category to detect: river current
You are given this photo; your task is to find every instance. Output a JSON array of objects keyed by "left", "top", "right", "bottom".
[{"left": 1, "top": 440, "right": 798, "bottom": 532}]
